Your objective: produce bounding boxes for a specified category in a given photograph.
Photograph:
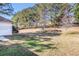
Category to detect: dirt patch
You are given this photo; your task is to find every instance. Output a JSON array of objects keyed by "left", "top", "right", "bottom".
[{"left": 19, "top": 27, "right": 79, "bottom": 34}]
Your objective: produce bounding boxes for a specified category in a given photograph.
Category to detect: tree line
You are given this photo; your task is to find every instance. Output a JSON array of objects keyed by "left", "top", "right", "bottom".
[{"left": 0, "top": 3, "right": 79, "bottom": 29}]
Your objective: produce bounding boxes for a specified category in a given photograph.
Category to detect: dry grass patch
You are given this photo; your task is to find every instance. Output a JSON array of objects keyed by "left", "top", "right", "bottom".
[{"left": 1, "top": 27, "right": 79, "bottom": 56}]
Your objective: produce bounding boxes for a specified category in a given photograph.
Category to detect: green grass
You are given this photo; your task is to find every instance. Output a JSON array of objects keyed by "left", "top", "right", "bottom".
[
  {"left": 22, "top": 37, "right": 57, "bottom": 52},
  {"left": 0, "top": 45, "right": 37, "bottom": 56},
  {"left": 0, "top": 35, "right": 57, "bottom": 56}
]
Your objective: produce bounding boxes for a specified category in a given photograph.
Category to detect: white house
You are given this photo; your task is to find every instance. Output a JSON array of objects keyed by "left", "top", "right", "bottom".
[{"left": 0, "top": 16, "right": 12, "bottom": 36}]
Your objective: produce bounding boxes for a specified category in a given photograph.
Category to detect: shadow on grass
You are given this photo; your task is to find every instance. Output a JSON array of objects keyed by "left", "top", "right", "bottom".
[
  {"left": 6, "top": 30, "right": 61, "bottom": 41},
  {"left": 0, "top": 34, "right": 58, "bottom": 55},
  {"left": 4, "top": 30, "right": 59, "bottom": 54},
  {"left": 0, "top": 44, "right": 38, "bottom": 56},
  {"left": 17, "top": 32, "right": 61, "bottom": 37},
  {"left": 22, "top": 38, "right": 57, "bottom": 52},
  {"left": 8, "top": 29, "right": 62, "bottom": 39},
  {"left": 29, "top": 43, "right": 57, "bottom": 52}
]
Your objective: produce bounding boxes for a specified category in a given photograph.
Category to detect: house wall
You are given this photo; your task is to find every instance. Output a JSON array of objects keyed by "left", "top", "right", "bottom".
[{"left": 0, "top": 22, "right": 12, "bottom": 36}]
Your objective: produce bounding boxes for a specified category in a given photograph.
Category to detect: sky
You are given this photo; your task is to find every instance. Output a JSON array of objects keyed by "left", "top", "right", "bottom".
[{"left": 0, "top": 3, "right": 36, "bottom": 20}]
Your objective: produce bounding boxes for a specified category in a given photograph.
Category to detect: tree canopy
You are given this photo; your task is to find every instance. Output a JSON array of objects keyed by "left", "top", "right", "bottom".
[
  {"left": 12, "top": 3, "right": 74, "bottom": 29},
  {"left": 72, "top": 4, "right": 79, "bottom": 22},
  {"left": 0, "top": 3, "right": 14, "bottom": 16}
]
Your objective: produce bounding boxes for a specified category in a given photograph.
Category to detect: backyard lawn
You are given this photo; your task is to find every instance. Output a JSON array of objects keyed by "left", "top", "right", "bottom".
[
  {"left": 0, "top": 35, "right": 57, "bottom": 56},
  {"left": 0, "top": 27, "right": 79, "bottom": 56}
]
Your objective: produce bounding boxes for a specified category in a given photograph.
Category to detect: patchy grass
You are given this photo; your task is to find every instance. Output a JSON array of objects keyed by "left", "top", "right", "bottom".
[
  {"left": 1, "top": 27, "right": 79, "bottom": 56},
  {"left": 0, "top": 35, "right": 57, "bottom": 56},
  {"left": 22, "top": 39, "right": 57, "bottom": 52}
]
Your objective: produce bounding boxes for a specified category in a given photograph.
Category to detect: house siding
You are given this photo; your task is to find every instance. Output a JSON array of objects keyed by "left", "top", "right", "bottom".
[{"left": 0, "top": 22, "right": 12, "bottom": 36}]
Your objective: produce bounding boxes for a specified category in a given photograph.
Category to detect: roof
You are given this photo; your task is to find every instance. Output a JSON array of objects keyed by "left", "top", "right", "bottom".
[{"left": 0, "top": 16, "right": 12, "bottom": 23}]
